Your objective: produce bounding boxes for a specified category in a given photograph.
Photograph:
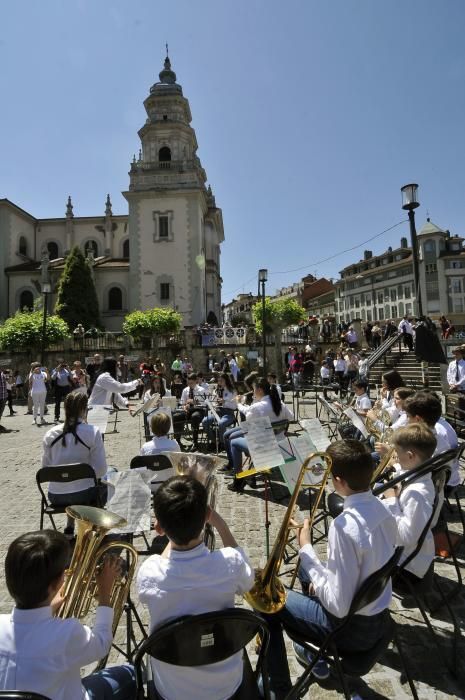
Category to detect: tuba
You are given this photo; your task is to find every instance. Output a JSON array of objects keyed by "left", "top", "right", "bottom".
[
  {"left": 244, "top": 452, "right": 333, "bottom": 614},
  {"left": 57, "top": 505, "right": 138, "bottom": 640}
]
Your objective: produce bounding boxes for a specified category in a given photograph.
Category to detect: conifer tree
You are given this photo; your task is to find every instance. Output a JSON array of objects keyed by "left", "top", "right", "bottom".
[{"left": 55, "top": 246, "right": 101, "bottom": 329}]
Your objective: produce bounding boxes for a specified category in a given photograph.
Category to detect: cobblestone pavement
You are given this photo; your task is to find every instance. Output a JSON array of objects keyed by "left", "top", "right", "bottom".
[{"left": 0, "top": 402, "right": 464, "bottom": 699}]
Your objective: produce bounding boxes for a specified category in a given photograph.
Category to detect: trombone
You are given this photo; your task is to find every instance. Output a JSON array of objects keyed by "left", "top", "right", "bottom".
[{"left": 244, "top": 452, "right": 333, "bottom": 614}]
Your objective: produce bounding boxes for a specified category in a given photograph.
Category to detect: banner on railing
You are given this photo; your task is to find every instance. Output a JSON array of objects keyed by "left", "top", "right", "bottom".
[{"left": 201, "top": 328, "right": 247, "bottom": 346}]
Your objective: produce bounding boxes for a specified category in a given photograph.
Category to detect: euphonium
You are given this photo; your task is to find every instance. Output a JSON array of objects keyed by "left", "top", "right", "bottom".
[
  {"left": 244, "top": 452, "right": 333, "bottom": 614},
  {"left": 57, "top": 505, "right": 138, "bottom": 638}
]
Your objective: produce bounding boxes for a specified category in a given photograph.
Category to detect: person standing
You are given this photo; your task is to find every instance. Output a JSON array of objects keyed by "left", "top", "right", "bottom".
[
  {"left": 116, "top": 355, "right": 129, "bottom": 383},
  {"left": 85, "top": 354, "right": 102, "bottom": 393},
  {"left": 371, "top": 323, "right": 381, "bottom": 349},
  {"left": 4, "top": 371, "right": 16, "bottom": 416},
  {"left": 71, "top": 361, "right": 89, "bottom": 395},
  {"left": 88, "top": 358, "right": 141, "bottom": 409},
  {"left": 345, "top": 326, "right": 358, "bottom": 348},
  {"left": 171, "top": 355, "right": 182, "bottom": 373},
  {"left": 29, "top": 365, "right": 49, "bottom": 425},
  {"left": 0, "top": 370, "right": 9, "bottom": 433},
  {"left": 398, "top": 316, "right": 414, "bottom": 352},
  {"left": 228, "top": 353, "right": 239, "bottom": 383},
  {"left": 51, "top": 362, "right": 72, "bottom": 423},
  {"left": 447, "top": 347, "right": 465, "bottom": 415}
]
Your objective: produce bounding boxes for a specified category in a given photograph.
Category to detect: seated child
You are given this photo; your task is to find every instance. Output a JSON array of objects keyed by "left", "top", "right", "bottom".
[
  {"left": 263, "top": 441, "right": 397, "bottom": 699},
  {"left": 137, "top": 475, "right": 254, "bottom": 700},
  {"left": 140, "top": 411, "right": 180, "bottom": 456},
  {"left": 0, "top": 529, "right": 136, "bottom": 700},
  {"left": 352, "top": 379, "right": 372, "bottom": 416},
  {"left": 381, "top": 424, "right": 437, "bottom": 583}
]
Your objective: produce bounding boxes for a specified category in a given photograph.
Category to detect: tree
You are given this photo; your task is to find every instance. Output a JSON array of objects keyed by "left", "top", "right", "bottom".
[
  {"left": 0, "top": 310, "right": 69, "bottom": 351},
  {"left": 55, "top": 246, "right": 101, "bottom": 329},
  {"left": 253, "top": 297, "right": 306, "bottom": 379},
  {"left": 123, "top": 307, "right": 182, "bottom": 343}
]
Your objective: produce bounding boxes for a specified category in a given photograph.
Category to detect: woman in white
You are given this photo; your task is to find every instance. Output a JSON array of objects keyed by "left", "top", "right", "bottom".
[
  {"left": 42, "top": 391, "right": 108, "bottom": 534},
  {"left": 29, "top": 365, "right": 49, "bottom": 425},
  {"left": 227, "top": 377, "right": 294, "bottom": 492},
  {"left": 88, "top": 357, "right": 141, "bottom": 409}
]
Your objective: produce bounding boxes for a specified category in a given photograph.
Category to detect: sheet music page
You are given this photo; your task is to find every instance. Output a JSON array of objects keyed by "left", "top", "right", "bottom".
[
  {"left": 105, "top": 470, "right": 152, "bottom": 534},
  {"left": 132, "top": 393, "right": 160, "bottom": 418},
  {"left": 161, "top": 396, "right": 178, "bottom": 411},
  {"left": 86, "top": 405, "right": 112, "bottom": 434},
  {"left": 317, "top": 395, "right": 340, "bottom": 418},
  {"left": 244, "top": 415, "right": 284, "bottom": 471},
  {"left": 205, "top": 399, "right": 221, "bottom": 424},
  {"left": 300, "top": 418, "right": 331, "bottom": 452},
  {"left": 343, "top": 407, "right": 369, "bottom": 438}
]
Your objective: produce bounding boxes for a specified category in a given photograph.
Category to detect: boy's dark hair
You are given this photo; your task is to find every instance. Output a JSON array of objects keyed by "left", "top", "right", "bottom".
[
  {"left": 5, "top": 530, "right": 70, "bottom": 609},
  {"left": 187, "top": 373, "right": 197, "bottom": 382},
  {"left": 153, "top": 475, "right": 207, "bottom": 546},
  {"left": 392, "top": 424, "right": 437, "bottom": 462},
  {"left": 404, "top": 392, "right": 441, "bottom": 427},
  {"left": 394, "top": 387, "right": 415, "bottom": 401},
  {"left": 353, "top": 379, "right": 368, "bottom": 391},
  {"left": 326, "top": 440, "right": 374, "bottom": 491},
  {"left": 151, "top": 412, "right": 171, "bottom": 437}
]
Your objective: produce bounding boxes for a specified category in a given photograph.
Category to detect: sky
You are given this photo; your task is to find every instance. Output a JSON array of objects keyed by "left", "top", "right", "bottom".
[{"left": 1, "top": 0, "right": 465, "bottom": 303}]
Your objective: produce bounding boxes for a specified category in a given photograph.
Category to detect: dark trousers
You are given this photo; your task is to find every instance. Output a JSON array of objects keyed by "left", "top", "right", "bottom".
[
  {"left": 7, "top": 390, "right": 14, "bottom": 414},
  {"left": 54, "top": 385, "right": 70, "bottom": 420},
  {"left": 173, "top": 407, "right": 206, "bottom": 445},
  {"left": 402, "top": 332, "right": 413, "bottom": 351}
]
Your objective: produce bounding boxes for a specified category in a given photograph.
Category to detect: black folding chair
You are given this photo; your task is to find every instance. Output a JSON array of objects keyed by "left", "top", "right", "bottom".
[
  {"left": 284, "top": 547, "right": 409, "bottom": 700},
  {"left": 130, "top": 454, "right": 174, "bottom": 472},
  {"left": 36, "top": 464, "right": 102, "bottom": 529},
  {"left": 0, "top": 693, "right": 51, "bottom": 699},
  {"left": 133, "top": 608, "right": 271, "bottom": 700}
]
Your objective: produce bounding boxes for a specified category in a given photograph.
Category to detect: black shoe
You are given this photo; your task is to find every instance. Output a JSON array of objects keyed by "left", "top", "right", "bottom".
[
  {"left": 218, "top": 464, "right": 233, "bottom": 473},
  {"left": 227, "top": 478, "right": 245, "bottom": 493},
  {"left": 248, "top": 475, "right": 258, "bottom": 489}
]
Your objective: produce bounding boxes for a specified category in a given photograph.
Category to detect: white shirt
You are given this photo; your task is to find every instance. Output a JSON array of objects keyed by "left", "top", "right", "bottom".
[
  {"left": 391, "top": 411, "right": 408, "bottom": 431},
  {"left": 436, "top": 418, "right": 460, "bottom": 487},
  {"left": 346, "top": 330, "right": 357, "bottom": 343},
  {"left": 42, "top": 422, "right": 107, "bottom": 494},
  {"left": 238, "top": 395, "right": 293, "bottom": 424},
  {"left": 30, "top": 371, "right": 47, "bottom": 394},
  {"left": 88, "top": 373, "right": 139, "bottom": 409},
  {"left": 180, "top": 385, "right": 207, "bottom": 407},
  {"left": 218, "top": 388, "right": 237, "bottom": 410},
  {"left": 333, "top": 358, "right": 346, "bottom": 372},
  {"left": 446, "top": 358, "right": 465, "bottom": 390},
  {"left": 384, "top": 468, "right": 435, "bottom": 578},
  {"left": 228, "top": 359, "right": 239, "bottom": 381},
  {"left": 137, "top": 544, "right": 254, "bottom": 700},
  {"left": 140, "top": 435, "right": 180, "bottom": 456},
  {"left": 320, "top": 366, "right": 330, "bottom": 379},
  {"left": 398, "top": 319, "right": 413, "bottom": 335},
  {"left": 300, "top": 491, "right": 397, "bottom": 618},
  {"left": 355, "top": 393, "right": 372, "bottom": 412},
  {"left": 0, "top": 605, "right": 113, "bottom": 700}
]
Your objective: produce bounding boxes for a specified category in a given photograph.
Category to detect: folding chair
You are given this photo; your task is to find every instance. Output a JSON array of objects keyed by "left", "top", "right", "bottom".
[
  {"left": 0, "top": 694, "right": 51, "bottom": 700},
  {"left": 284, "top": 547, "right": 410, "bottom": 700},
  {"left": 133, "top": 609, "right": 271, "bottom": 700},
  {"left": 36, "top": 464, "right": 101, "bottom": 529}
]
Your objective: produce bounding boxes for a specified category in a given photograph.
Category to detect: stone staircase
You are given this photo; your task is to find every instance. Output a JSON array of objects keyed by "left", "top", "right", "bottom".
[{"left": 369, "top": 346, "right": 443, "bottom": 392}]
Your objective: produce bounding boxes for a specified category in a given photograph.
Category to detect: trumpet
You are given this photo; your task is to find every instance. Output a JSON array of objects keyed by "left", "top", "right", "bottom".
[
  {"left": 244, "top": 452, "right": 333, "bottom": 614},
  {"left": 57, "top": 505, "right": 138, "bottom": 641}
]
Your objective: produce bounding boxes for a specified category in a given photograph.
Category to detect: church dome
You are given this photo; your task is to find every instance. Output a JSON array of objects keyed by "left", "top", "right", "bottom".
[{"left": 150, "top": 56, "right": 183, "bottom": 96}]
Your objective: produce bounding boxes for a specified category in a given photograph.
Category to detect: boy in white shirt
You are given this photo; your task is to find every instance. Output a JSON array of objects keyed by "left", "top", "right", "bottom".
[
  {"left": 381, "top": 424, "right": 437, "bottom": 584},
  {"left": 137, "top": 475, "right": 254, "bottom": 700},
  {"left": 0, "top": 530, "right": 136, "bottom": 700},
  {"left": 140, "top": 411, "right": 180, "bottom": 455},
  {"left": 320, "top": 361, "right": 331, "bottom": 385},
  {"left": 353, "top": 379, "right": 372, "bottom": 416},
  {"left": 262, "top": 441, "right": 397, "bottom": 698}
]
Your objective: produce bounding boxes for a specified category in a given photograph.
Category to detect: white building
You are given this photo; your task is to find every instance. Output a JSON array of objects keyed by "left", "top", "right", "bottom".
[
  {"left": 335, "top": 221, "right": 465, "bottom": 326},
  {"left": 0, "top": 54, "right": 224, "bottom": 331}
]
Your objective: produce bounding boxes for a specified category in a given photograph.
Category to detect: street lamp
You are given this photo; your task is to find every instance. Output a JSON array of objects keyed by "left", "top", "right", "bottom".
[
  {"left": 258, "top": 269, "right": 268, "bottom": 376},
  {"left": 401, "top": 183, "right": 423, "bottom": 318},
  {"left": 40, "top": 283, "right": 51, "bottom": 365}
]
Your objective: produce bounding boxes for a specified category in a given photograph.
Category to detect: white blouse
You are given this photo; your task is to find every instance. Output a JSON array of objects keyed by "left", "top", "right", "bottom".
[{"left": 88, "top": 373, "right": 139, "bottom": 409}]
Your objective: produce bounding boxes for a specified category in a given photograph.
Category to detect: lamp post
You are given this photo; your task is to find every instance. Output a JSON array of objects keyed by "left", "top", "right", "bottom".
[
  {"left": 40, "top": 283, "right": 51, "bottom": 365},
  {"left": 258, "top": 269, "right": 268, "bottom": 375},
  {"left": 401, "top": 183, "right": 423, "bottom": 319}
]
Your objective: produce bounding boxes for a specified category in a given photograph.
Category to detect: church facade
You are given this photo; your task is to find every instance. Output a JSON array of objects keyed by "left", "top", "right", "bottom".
[{"left": 0, "top": 55, "right": 224, "bottom": 331}]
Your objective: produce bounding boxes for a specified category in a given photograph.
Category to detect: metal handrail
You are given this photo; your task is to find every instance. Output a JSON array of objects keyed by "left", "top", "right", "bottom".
[{"left": 367, "top": 332, "right": 401, "bottom": 370}]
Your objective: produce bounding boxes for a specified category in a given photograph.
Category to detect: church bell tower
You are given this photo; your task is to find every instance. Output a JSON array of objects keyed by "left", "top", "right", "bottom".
[{"left": 123, "top": 52, "right": 224, "bottom": 326}]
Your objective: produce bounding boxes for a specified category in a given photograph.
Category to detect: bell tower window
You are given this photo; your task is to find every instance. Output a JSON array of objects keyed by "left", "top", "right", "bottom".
[{"left": 158, "top": 146, "right": 171, "bottom": 162}]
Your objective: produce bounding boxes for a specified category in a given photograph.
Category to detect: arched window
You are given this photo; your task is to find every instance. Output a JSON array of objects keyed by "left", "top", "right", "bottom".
[
  {"left": 158, "top": 146, "right": 171, "bottom": 162},
  {"left": 122, "top": 239, "right": 129, "bottom": 258},
  {"left": 47, "top": 241, "right": 59, "bottom": 260},
  {"left": 19, "top": 290, "right": 34, "bottom": 311},
  {"left": 108, "top": 286, "right": 123, "bottom": 311},
  {"left": 84, "top": 240, "right": 99, "bottom": 257},
  {"left": 18, "top": 236, "right": 28, "bottom": 256}
]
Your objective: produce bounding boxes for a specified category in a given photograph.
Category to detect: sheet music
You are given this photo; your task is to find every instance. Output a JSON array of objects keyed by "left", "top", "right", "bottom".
[
  {"left": 343, "top": 407, "right": 369, "bottom": 438},
  {"left": 205, "top": 399, "right": 221, "bottom": 424},
  {"left": 105, "top": 470, "right": 152, "bottom": 533},
  {"left": 317, "top": 395, "right": 340, "bottom": 418},
  {"left": 132, "top": 393, "right": 160, "bottom": 417},
  {"left": 300, "top": 418, "right": 331, "bottom": 452},
  {"left": 86, "top": 405, "right": 112, "bottom": 434},
  {"left": 161, "top": 396, "right": 178, "bottom": 411},
  {"left": 280, "top": 435, "right": 328, "bottom": 491},
  {"left": 244, "top": 415, "right": 284, "bottom": 471}
]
